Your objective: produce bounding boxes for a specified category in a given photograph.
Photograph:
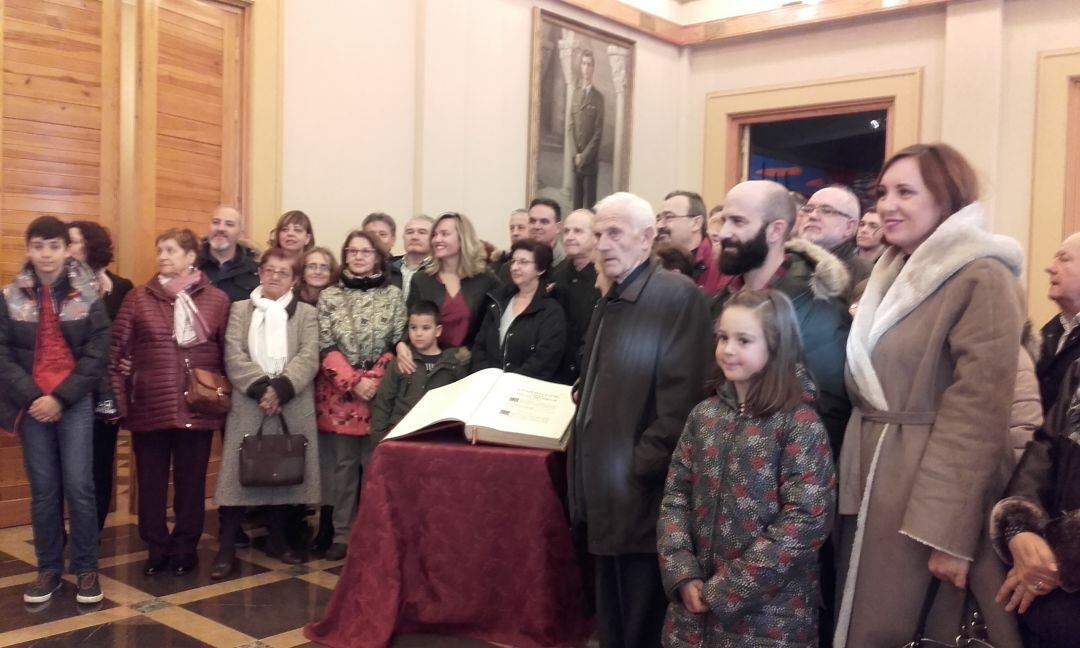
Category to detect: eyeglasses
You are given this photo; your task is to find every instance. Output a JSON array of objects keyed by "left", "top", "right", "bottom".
[
  {"left": 304, "top": 262, "right": 331, "bottom": 273},
  {"left": 656, "top": 211, "right": 693, "bottom": 224},
  {"left": 344, "top": 248, "right": 376, "bottom": 258},
  {"left": 260, "top": 267, "right": 293, "bottom": 279},
  {"left": 798, "top": 204, "right": 855, "bottom": 220}
]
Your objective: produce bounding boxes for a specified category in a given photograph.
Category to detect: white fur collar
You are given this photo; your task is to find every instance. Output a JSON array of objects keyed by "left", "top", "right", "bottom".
[{"left": 846, "top": 202, "right": 1024, "bottom": 410}]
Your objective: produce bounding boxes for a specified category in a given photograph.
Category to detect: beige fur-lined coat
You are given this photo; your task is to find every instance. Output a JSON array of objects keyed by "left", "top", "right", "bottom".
[{"left": 834, "top": 203, "right": 1023, "bottom": 648}]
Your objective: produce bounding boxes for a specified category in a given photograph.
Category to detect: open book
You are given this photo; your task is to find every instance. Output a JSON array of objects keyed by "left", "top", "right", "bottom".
[{"left": 383, "top": 368, "right": 575, "bottom": 451}]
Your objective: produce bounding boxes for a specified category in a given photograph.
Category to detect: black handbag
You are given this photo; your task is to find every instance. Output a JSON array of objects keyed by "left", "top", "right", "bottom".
[
  {"left": 239, "top": 414, "right": 307, "bottom": 487},
  {"left": 903, "top": 579, "right": 997, "bottom": 648}
]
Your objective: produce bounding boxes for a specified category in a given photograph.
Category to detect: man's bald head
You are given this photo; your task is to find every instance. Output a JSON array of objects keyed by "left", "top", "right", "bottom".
[
  {"left": 1048, "top": 232, "right": 1080, "bottom": 317},
  {"left": 798, "top": 185, "right": 861, "bottom": 249},
  {"left": 724, "top": 180, "right": 796, "bottom": 231},
  {"left": 208, "top": 205, "right": 243, "bottom": 255},
  {"left": 716, "top": 181, "right": 793, "bottom": 275}
]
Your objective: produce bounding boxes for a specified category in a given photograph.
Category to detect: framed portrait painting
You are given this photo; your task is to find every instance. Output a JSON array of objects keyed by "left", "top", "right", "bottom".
[{"left": 527, "top": 9, "right": 634, "bottom": 214}]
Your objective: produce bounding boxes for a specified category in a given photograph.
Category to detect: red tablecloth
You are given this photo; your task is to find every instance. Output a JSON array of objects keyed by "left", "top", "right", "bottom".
[{"left": 304, "top": 434, "right": 593, "bottom": 648}]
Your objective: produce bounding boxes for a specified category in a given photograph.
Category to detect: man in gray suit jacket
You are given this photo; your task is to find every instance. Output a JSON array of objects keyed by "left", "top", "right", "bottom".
[{"left": 570, "top": 49, "right": 604, "bottom": 210}]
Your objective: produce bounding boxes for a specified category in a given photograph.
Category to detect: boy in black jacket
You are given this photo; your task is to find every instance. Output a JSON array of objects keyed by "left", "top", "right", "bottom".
[{"left": 0, "top": 216, "right": 110, "bottom": 605}]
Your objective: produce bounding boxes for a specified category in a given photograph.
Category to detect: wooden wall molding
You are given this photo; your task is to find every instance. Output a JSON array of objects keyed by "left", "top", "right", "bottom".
[
  {"left": 1028, "top": 47, "right": 1080, "bottom": 326},
  {"left": 701, "top": 69, "right": 922, "bottom": 210},
  {"left": 558, "top": 0, "right": 951, "bottom": 45}
]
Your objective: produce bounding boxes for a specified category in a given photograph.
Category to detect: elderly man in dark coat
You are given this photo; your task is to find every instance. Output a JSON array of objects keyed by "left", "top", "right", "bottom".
[{"left": 568, "top": 191, "right": 712, "bottom": 648}]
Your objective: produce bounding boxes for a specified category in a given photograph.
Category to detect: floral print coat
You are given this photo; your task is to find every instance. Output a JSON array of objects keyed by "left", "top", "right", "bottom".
[
  {"left": 315, "top": 282, "right": 405, "bottom": 436},
  {"left": 658, "top": 377, "right": 836, "bottom": 648}
]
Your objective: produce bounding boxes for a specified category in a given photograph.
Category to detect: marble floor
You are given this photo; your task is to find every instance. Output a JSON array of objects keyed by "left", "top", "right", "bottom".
[{"left": 0, "top": 436, "right": 503, "bottom": 648}]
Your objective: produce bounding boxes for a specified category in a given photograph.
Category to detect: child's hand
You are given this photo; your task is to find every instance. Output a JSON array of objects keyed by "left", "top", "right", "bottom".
[{"left": 678, "top": 579, "right": 708, "bottom": 614}]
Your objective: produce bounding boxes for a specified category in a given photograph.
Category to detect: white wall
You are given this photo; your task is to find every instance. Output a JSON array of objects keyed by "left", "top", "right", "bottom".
[
  {"left": 683, "top": 6, "right": 947, "bottom": 196},
  {"left": 282, "top": 0, "right": 1080, "bottom": 282},
  {"left": 998, "top": 0, "right": 1080, "bottom": 256},
  {"left": 282, "top": 0, "right": 683, "bottom": 252},
  {"left": 281, "top": 0, "right": 418, "bottom": 255}
]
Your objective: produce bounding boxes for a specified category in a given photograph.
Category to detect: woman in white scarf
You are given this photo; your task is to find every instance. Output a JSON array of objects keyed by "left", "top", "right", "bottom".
[{"left": 212, "top": 248, "right": 322, "bottom": 579}]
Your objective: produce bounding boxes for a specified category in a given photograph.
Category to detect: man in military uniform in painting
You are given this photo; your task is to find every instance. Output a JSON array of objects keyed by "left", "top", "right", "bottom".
[{"left": 570, "top": 49, "right": 604, "bottom": 210}]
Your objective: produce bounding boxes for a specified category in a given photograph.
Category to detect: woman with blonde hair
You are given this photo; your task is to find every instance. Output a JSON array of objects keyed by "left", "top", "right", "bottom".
[{"left": 397, "top": 212, "right": 500, "bottom": 373}]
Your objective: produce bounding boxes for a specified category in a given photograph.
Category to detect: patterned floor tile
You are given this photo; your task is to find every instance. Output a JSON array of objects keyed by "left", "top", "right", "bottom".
[{"left": 180, "top": 577, "right": 331, "bottom": 639}]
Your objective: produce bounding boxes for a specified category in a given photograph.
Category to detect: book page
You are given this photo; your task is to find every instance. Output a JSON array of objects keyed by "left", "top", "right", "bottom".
[
  {"left": 383, "top": 368, "right": 502, "bottom": 441},
  {"left": 465, "top": 373, "right": 575, "bottom": 442}
]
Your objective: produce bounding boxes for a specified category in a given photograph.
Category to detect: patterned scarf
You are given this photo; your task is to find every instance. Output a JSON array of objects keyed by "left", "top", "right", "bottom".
[{"left": 159, "top": 272, "right": 209, "bottom": 348}]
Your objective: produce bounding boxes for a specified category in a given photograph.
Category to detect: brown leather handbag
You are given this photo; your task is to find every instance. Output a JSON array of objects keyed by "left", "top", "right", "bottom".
[
  {"left": 239, "top": 414, "right": 307, "bottom": 487},
  {"left": 184, "top": 358, "right": 232, "bottom": 415}
]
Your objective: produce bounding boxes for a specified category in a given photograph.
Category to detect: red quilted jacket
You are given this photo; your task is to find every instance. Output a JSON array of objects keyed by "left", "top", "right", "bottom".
[{"left": 109, "top": 274, "right": 230, "bottom": 432}]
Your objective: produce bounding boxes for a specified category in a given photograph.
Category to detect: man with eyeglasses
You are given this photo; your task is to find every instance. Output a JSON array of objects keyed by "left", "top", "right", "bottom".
[
  {"left": 656, "top": 190, "right": 730, "bottom": 295},
  {"left": 796, "top": 185, "right": 872, "bottom": 290}
]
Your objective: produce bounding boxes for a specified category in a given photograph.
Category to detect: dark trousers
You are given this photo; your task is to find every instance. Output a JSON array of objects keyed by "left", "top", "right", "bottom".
[
  {"left": 132, "top": 429, "right": 213, "bottom": 561},
  {"left": 92, "top": 419, "right": 119, "bottom": 530},
  {"left": 1020, "top": 588, "right": 1080, "bottom": 648},
  {"left": 573, "top": 171, "right": 598, "bottom": 210},
  {"left": 594, "top": 553, "right": 667, "bottom": 648}
]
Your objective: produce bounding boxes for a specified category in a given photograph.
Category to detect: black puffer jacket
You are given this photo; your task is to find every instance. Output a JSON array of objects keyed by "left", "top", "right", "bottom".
[
  {"left": 470, "top": 283, "right": 566, "bottom": 381},
  {"left": 0, "top": 259, "right": 111, "bottom": 430},
  {"left": 992, "top": 357, "right": 1080, "bottom": 591}
]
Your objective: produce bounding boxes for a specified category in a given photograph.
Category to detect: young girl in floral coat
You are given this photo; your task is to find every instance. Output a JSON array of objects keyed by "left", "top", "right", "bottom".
[{"left": 658, "top": 289, "right": 836, "bottom": 647}]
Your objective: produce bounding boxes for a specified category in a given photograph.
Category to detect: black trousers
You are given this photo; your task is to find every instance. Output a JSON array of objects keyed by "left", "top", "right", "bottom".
[
  {"left": 132, "top": 429, "right": 213, "bottom": 561},
  {"left": 574, "top": 171, "right": 598, "bottom": 210},
  {"left": 594, "top": 553, "right": 667, "bottom": 648},
  {"left": 1020, "top": 588, "right": 1080, "bottom": 648},
  {"left": 92, "top": 419, "right": 119, "bottom": 530}
]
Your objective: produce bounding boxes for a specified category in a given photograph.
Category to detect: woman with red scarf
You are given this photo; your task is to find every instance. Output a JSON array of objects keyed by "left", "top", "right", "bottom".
[{"left": 110, "top": 228, "right": 230, "bottom": 577}]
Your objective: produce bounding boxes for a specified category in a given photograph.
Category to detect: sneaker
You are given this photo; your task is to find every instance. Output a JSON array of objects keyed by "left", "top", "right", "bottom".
[
  {"left": 23, "top": 571, "right": 62, "bottom": 604},
  {"left": 75, "top": 572, "right": 103, "bottom": 604}
]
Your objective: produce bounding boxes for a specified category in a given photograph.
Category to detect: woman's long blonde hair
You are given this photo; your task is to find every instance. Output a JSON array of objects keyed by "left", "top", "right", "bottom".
[{"left": 426, "top": 212, "right": 487, "bottom": 278}]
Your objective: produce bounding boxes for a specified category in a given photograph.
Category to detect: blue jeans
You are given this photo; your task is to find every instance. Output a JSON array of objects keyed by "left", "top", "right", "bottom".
[{"left": 19, "top": 396, "right": 98, "bottom": 574}]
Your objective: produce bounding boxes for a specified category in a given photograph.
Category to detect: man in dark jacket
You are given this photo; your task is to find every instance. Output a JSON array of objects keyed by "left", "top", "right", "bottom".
[
  {"left": 711, "top": 180, "right": 851, "bottom": 647},
  {"left": 1038, "top": 233, "right": 1080, "bottom": 416},
  {"left": 569, "top": 192, "right": 712, "bottom": 648},
  {"left": 712, "top": 180, "right": 852, "bottom": 453},
  {"left": 796, "top": 184, "right": 872, "bottom": 293},
  {"left": 196, "top": 206, "right": 260, "bottom": 303},
  {"left": 550, "top": 208, "right": 599, "bottom": 385},
  {"left": 0, "top": 216, "right": 111, "bottom": 605}
]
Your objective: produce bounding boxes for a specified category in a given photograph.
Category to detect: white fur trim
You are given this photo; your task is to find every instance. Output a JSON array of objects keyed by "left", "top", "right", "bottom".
[
  {"left": 845, "top": 202, "right": 1023, "bottom": 413},
  {"left": 834, "top": 424, "right": 891, "bottom": 648},
  {"left": 898, "top": 530, "right": 973, "bottom": 562}
]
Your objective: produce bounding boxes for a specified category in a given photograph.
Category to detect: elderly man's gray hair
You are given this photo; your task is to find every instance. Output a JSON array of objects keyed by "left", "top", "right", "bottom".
[{"left": 595, "top": 192, "right": 654, "bottom": 231}]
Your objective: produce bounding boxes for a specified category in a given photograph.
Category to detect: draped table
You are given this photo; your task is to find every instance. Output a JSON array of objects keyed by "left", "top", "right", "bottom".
[{"left": 304, "top": 433, "right": 593, "bottom": 647}]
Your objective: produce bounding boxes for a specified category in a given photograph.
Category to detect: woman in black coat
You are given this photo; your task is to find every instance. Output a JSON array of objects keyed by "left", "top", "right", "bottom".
[
  {"left": 399, "top": 212, "right": 500, "bottom": 372},
  {"left": 991, "top": 358, "right": 1080, "bottom": 648},
  {"left": 68, "top": 221, "right": 133, "bottom": 531},
  {"left": 470, "top": 240, "right": 566, "bottom": 381}
]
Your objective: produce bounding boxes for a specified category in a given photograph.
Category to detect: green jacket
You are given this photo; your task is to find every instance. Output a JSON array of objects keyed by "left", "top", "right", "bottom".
[{"left": 369, "top": 346, "right": 471, "bottom": 442}]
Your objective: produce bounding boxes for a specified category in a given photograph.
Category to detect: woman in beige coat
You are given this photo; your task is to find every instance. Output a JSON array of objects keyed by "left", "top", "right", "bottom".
[
  {"left": 835, "top": 144, "right": 1023, "bottom": 647},
  {"left": 212, "top": 248, "right": 321, "bottom": 579}
]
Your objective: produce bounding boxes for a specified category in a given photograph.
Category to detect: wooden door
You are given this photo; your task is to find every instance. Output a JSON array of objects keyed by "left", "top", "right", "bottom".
[
  {"left": 0, "top": 0, "right": 121, "bottom": 528},
  {"left": 135, "top": 0, "right": 246, "bottom": 282}
]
